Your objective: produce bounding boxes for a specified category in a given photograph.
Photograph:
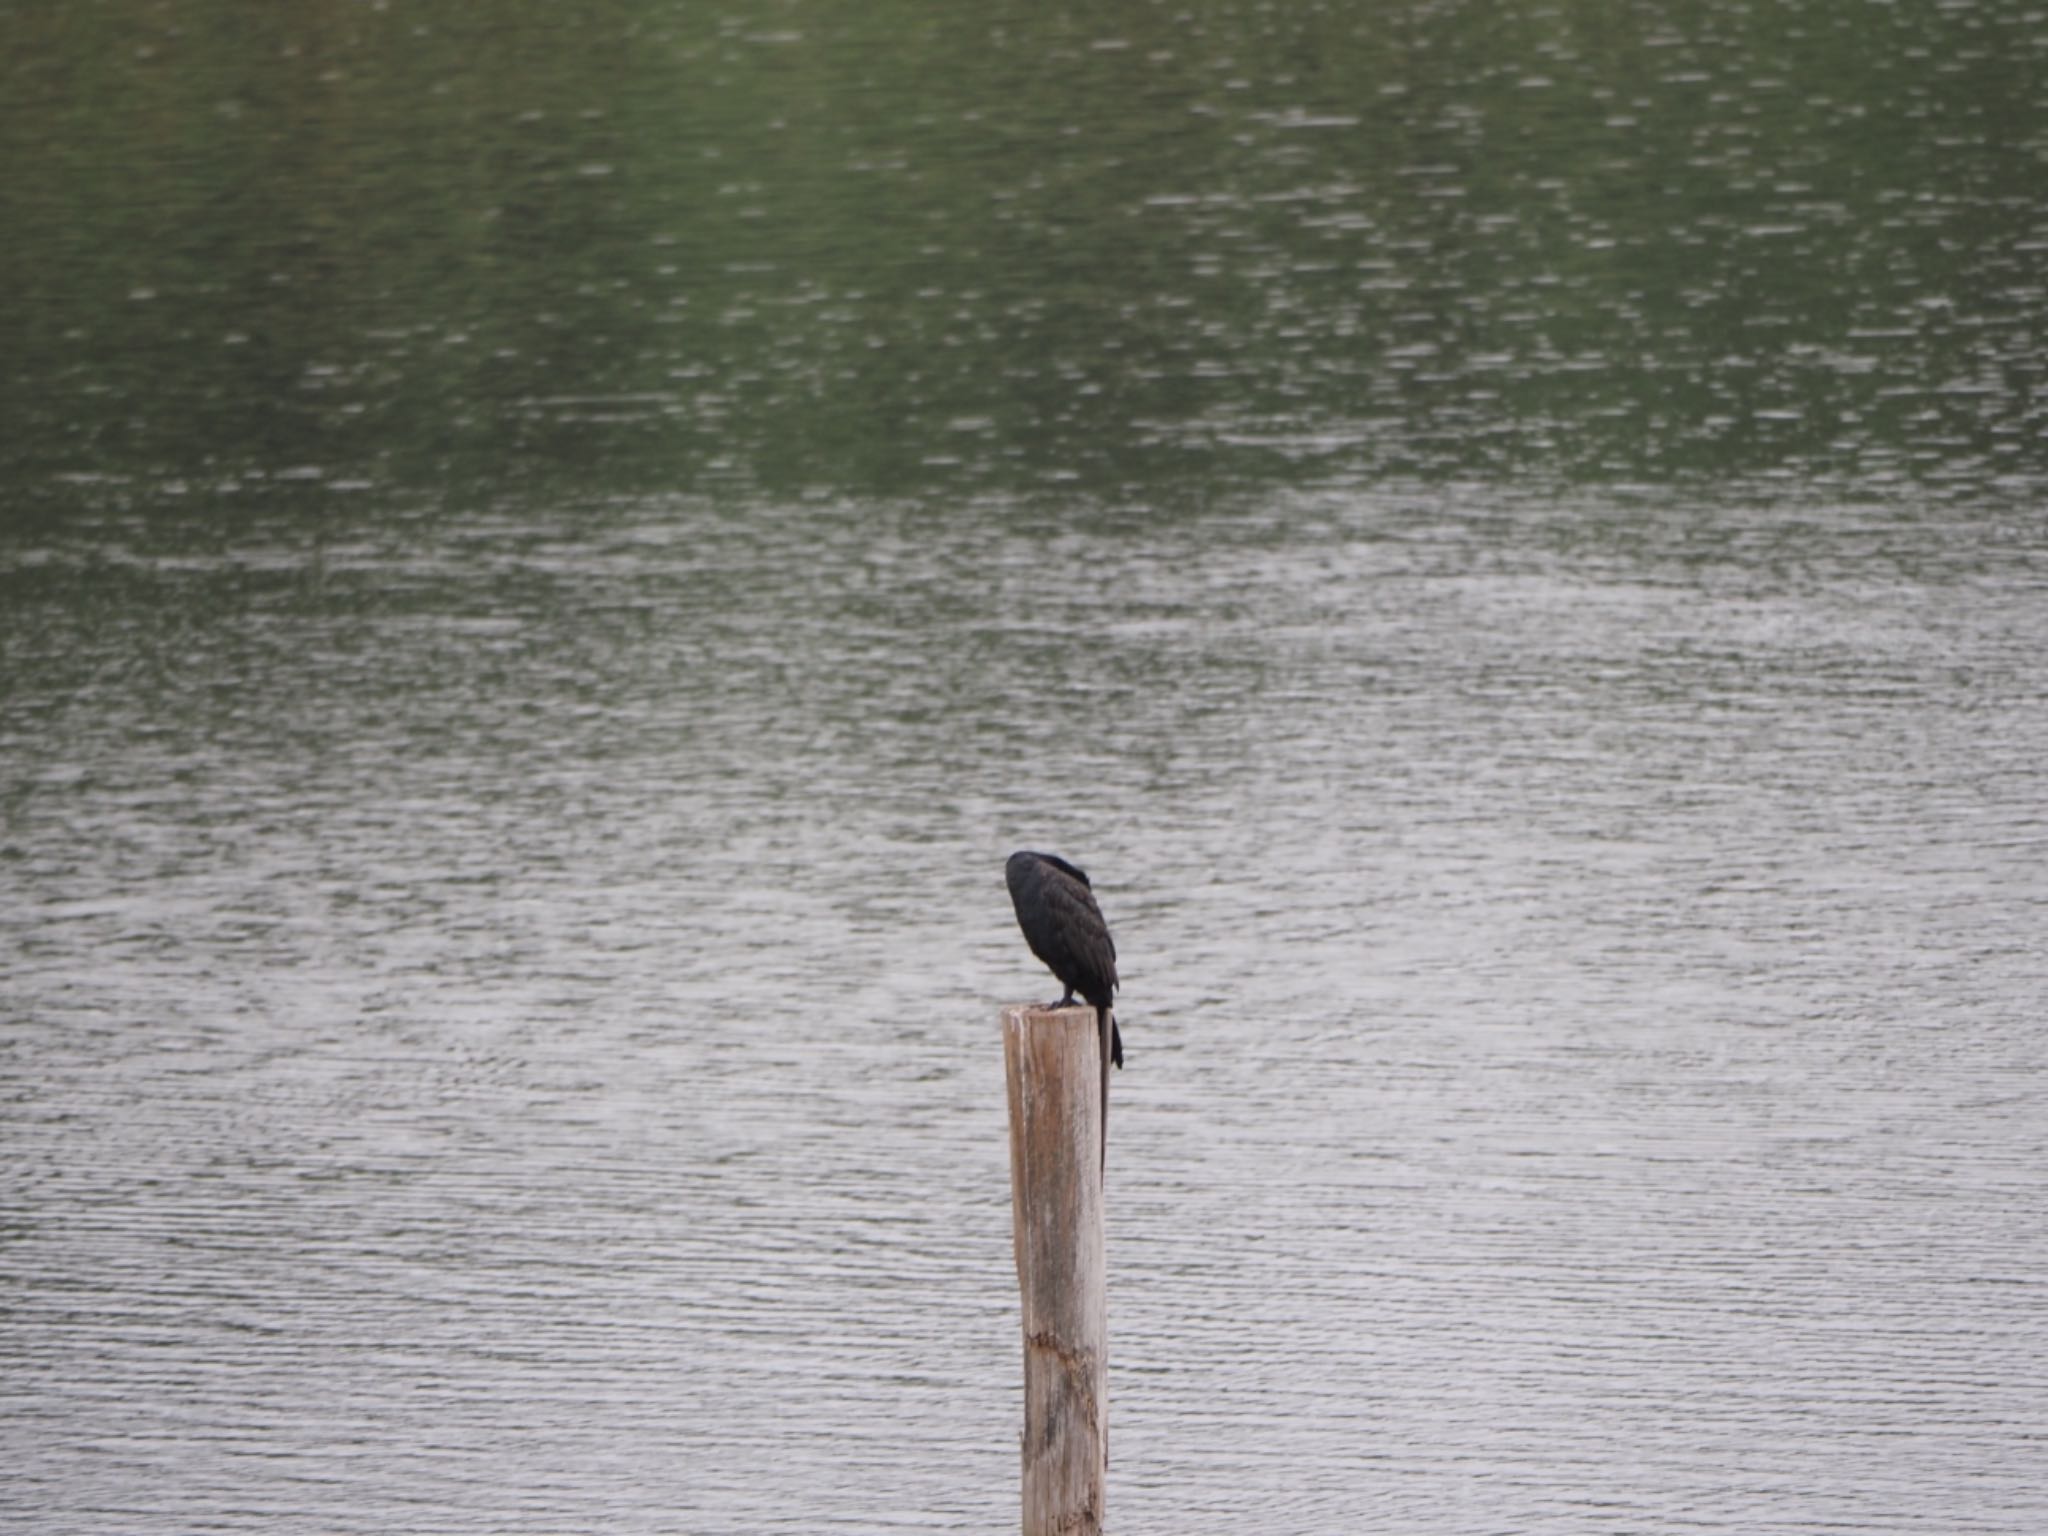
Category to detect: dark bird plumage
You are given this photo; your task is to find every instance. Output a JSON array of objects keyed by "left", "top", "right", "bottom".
[{"left": 1006, "top": 849, "right": 1121, "bottom": 1168}]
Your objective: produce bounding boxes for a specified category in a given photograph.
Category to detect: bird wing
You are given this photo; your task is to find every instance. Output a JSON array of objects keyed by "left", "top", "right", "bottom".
[
  {"left": 1007, "top": 852, "right": 1115, "bottom": 1001},
  {"left": 1035, "top": 862, "right": 1117, "bottom": 1003}
]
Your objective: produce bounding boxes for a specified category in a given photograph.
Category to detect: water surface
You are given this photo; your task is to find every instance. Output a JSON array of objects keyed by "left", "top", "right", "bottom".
[{"left": 4, "top": 3, "right": 2047, "bottom": 1532}]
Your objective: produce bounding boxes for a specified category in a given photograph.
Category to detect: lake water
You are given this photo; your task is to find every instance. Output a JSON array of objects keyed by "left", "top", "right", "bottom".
[{"left": 4, "top": 4, "right": 2047, "bottom": 1533}]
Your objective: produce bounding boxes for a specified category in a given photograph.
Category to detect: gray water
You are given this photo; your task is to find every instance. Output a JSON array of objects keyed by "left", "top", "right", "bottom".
[
  {"left": 6, "top": 1, "right": 2048, "bottom": 1531},
  {"left": 5, "top": 492, "right": 2044, "bottom": 1532}
]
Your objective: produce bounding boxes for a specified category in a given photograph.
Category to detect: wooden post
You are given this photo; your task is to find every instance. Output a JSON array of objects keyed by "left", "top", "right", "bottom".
[{"left": 1002, "top": 1003, "right": 1107, "bottom": 1536}]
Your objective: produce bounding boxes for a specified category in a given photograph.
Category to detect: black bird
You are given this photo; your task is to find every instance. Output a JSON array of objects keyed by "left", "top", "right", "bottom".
[{"left": 1006, "top": 850, "right": 1121, "bottom": 1167}]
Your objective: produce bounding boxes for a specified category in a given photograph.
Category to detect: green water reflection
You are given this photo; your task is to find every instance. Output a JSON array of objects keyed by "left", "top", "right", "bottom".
[{"left": 4, "top": 1, "right": 2043, "bottom": 505}]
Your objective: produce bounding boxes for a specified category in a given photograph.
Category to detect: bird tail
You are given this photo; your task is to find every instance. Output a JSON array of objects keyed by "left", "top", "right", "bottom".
[{"left": 1096, "top": 1005, "right": 1117, "bottom": 1174}]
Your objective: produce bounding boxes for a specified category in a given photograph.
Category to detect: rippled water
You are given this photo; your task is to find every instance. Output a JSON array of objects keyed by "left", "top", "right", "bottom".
[
  {"left": 6, "top": 0, "right": 2046, "bottom": 502},
  {"left": 5, "top": 490, "right": 2044, "bottom": 1533},
  {"left": 7, "top": 0, "right": 2048, "bottom": 1529}
]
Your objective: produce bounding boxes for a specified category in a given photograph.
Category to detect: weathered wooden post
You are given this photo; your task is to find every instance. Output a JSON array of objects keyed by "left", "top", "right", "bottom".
[{"left": 1002, "top": 1003, "right": 1107, "bottom": 1536}]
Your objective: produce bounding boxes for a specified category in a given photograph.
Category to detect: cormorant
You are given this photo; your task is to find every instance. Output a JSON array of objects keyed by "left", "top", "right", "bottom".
[{"left": 1006, "top": 850, "right": 1121, "bottom": 1168}]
